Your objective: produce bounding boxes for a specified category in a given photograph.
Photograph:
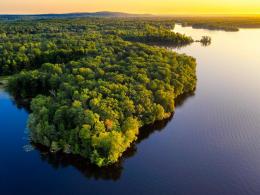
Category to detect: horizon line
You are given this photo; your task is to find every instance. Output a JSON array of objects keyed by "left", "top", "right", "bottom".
[{"left": 0, "top": 11, "right": 260, "bottom": 17}]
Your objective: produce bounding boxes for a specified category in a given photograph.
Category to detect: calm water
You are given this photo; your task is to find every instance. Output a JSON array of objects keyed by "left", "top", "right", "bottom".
[{"left": 1, "top": 25, "right": 260, "bottom": 195}]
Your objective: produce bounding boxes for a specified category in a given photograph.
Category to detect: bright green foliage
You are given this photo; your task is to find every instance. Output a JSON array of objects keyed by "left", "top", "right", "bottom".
[
  {"left": 4, "top": 18, "right": 197, "bottom": 166},
  {"left": 116, "top": 24, "right": 193, "bottom": 45}
]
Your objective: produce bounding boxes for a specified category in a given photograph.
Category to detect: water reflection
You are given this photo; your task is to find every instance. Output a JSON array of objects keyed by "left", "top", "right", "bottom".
[
  {"left": 11, "top": 97, "right": 31, "bottom": 112},
  {"left": 162, "top": 40, "right": 211, "bottom": 50},
  {"left": 0, "top": 84, "right": 32, "bottom": 112},
  {"left": 175, "top": 91, "right": 196, "bottom": 108},
  {"left": 200, "top": 41, "right": 211, "bottom": 47},
  {"left": 28, "top": 91, "right": 195, "bottom": 181},
  {"left": 2, "top": 24, "right": 260, "bottom": 194},
  {"left": 34, "top": 144, "right": 126, "bottom": 181}
]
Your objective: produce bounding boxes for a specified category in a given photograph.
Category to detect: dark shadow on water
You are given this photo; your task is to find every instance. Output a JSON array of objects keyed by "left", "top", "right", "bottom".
[
  {"left": 33, "top": 143, "right": 137, "bottom": 181},
  {"left": 137, "top": 91, "right": 195, "bottom": 144},
  {"left": 15, "top": 91, "right": 195, "bottom": 181},
  {"left": 175, "top": 91, "right": 196, "bottom": 108},
  {"left": 197, "top": 40, "right": 212, "bottom": 47},
  {"left": 164, "top": 40, "right": 211, "bottom": 50},
  {"left": 11, "top": 97, "right": 31, "bottom": 112}
]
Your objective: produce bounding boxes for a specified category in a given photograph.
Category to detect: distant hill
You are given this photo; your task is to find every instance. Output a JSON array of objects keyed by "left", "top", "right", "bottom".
[{"left": 0, "top": 11, "right": 153, "bottom": 21}]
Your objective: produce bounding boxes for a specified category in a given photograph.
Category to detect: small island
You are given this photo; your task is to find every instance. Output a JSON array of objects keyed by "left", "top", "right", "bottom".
[{"left": 199, "top": 36, "right": 212, "bottom": 46}]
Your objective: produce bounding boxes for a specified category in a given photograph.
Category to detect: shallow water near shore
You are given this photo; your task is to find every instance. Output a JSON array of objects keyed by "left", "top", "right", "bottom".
[{"left": 1, "top": 25, "right": 260, "bottom": 194}]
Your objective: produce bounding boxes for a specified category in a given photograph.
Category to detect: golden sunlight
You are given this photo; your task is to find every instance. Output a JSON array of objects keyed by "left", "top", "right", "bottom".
[{"left": 0, "top": 0, "right": 260, "bottom": 15}]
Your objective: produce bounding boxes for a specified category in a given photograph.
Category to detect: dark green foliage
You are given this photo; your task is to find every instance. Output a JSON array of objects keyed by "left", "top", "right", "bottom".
[
  {"left": 4, "top": 18, "right": 197, "bottom": 166},
  {"left": 200, "top": 36, "right": 212, "bottom": 46},
  {"left": 115, "top": 24, "right": 193, "bottom": 45},
  {"left": 0, "top": 18, "right": 193, "bottom": 75}
]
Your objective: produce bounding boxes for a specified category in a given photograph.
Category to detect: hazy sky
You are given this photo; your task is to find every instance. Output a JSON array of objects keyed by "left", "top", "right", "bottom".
[{"left": 0, "top": 0, "right": 260, "bottom": 15}]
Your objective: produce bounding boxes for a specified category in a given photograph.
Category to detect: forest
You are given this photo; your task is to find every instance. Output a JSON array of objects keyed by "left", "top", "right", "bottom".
[
  {"left": 1, "top": 13, "right": 260, "bottom": 32},
  {"left": 1, "top": 18, "right": 197, "bottom": 166}
]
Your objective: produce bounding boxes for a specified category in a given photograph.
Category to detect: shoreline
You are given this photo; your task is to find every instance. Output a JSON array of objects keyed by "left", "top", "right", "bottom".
[{"left": 0, "top": 76, "right": 9, "bottom": 89}]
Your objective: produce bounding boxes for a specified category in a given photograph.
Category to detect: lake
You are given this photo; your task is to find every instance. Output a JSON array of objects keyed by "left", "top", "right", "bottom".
[{"left": 1, "top": 24, "right": 260, "bottom": 195}]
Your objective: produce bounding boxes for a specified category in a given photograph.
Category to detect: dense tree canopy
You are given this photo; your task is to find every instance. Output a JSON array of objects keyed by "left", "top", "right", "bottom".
[
  {"left": 2, "top": 18, "right": 197, "bottom": 166},
  {"left": 0, "top": 18, "right": 193, "bottom": 75}
]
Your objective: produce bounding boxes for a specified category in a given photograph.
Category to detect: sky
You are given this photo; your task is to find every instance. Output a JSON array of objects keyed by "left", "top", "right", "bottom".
[{"left": 0, "top": 0, "right": 260, "bottom": 15}]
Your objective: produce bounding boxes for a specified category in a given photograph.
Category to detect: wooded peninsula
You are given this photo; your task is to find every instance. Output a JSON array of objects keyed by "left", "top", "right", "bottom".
[{"left": 0, "top": 18, "right": 197, "bottom": 166}]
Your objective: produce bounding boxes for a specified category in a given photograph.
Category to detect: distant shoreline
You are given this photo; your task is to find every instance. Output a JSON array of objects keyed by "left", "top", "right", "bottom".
[{"left": 1, "top": 12, "right": 260, "bottom": 32}]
